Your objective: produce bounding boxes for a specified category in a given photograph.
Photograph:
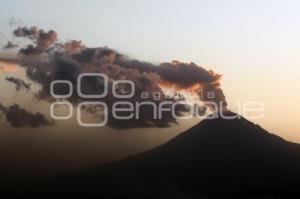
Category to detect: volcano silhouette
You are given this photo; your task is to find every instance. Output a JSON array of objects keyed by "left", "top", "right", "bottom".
[{"left": 27, "top": 112, "right": 300, "bottom": 198}]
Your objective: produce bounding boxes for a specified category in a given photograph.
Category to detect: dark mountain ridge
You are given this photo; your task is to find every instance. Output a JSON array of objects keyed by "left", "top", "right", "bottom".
[{"left": 22, "top": 112, "right": 300, "bottom": 198}]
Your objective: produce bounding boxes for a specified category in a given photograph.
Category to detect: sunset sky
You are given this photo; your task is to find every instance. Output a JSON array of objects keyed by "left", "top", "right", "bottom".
[{"left": 0, "top": 0, "right": 300, "bottom": 178}]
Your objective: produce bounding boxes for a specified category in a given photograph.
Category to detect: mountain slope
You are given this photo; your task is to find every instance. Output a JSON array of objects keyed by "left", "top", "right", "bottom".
[{"left": 25, "top": 112, "right": 300, "bottom": 198}]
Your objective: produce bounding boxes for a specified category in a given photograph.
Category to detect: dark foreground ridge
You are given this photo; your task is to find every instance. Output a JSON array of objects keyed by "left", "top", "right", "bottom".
[{"left": 21, "top": 112, "right": 300, "bottom": 198}]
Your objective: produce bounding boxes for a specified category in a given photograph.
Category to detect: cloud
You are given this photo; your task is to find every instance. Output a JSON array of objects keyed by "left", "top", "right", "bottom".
[
  {"left": 0, "top": 103, "right": 53, "bottom": 128},
  {"left": 63, "top": 40, "right": 86, "bottom": 55},
  {"left": 0, "top": 25, "right": 227, "bottom": 128},
  {"left": 5, "top": 76, "right": 31, "bottom": 91},
  {"left": 114, "top": 57, "right": 227, "bottom": 107},
  {"left": 13, "top": 26, "right": 58, "bottom": 55}
]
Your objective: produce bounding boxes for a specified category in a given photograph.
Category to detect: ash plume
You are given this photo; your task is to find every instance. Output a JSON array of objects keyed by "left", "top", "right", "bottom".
[
  {"left": 13, "top": 26, "right": 58, "bottom": 55},
  {"left": 114, "top": 54, "right": 227, "bottom": 107},
  {"left": 0, "top": 25, "right": 227, "bottom": 128},
  {"left": 6, "top": 76, "right": 31, "bottom": 91},
  {"left": 63, "top": 40, "right": 86, "bottom": 55},
  {"left": 0, "top": 103, "right": 53, "bottom": 128}
]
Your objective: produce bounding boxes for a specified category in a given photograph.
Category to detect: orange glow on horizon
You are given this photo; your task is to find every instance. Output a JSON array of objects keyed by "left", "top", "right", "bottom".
[{"left": 0, "top": 60, "right": 21, "bottom": 73}]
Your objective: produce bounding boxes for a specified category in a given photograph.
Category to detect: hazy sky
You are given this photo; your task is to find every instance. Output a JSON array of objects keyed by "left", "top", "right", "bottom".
[
  {"left": 4, "top": 0, "right": 297, "bottom": 136},
  {"left": 0, "top": 0, "right": 300, "bottom": 178}
]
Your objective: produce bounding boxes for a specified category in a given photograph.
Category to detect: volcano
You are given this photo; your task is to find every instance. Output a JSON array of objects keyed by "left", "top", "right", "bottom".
[{"left": 24, "top": 112, "right": 300, "bottom": 198}]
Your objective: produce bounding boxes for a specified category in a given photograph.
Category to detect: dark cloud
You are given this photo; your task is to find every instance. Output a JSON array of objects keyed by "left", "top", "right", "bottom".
[
  {"left": 0, "top": 103, "right": 53, "bottom": 128},
  {"left": 14, "top": 26, "right": 58, "bottom": 55},
  {"left": 5, "top": 76, "right": 31, "bottom": 91},
  {"left": 114, "top": 54, "right": 227, "bottom": 107},
  {"left": 63, "top": 40, "right": 86, "bottom": 55},
  {"left": 115, "top": 57, "right": 220, "bottom": 87},
  {"left": 1, "top": 26, "right": 227, "bottom": 128},
  {"left": 13, "top": 26, "right": 39, "bottom": 39}
]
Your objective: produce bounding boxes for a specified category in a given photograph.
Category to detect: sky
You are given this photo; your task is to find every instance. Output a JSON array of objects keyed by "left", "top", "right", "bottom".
[{"left": 0, "top": 0, "right": 300, "bottom": 178}]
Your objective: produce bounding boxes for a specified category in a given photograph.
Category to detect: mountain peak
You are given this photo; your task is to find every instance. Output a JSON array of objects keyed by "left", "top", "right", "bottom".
[{"left": 24, "top": 112, "right": 300, "bottom": 198}]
